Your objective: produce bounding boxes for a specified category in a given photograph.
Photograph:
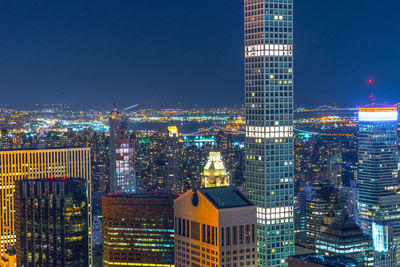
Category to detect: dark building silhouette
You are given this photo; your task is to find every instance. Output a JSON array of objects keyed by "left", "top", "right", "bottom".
[
  {"left": 305, "top": 185, "right": 336, "bottom": 245},
  {"left": 102, "top": 192, "right": 175, "bottom": 266},
  {"left": 15, "top": 178, "right": 89, "bottom": 267},
  {"left": 315, "top": 193, "right": 373, "bottom": 266},
  {"left": 288, "top": 254, "right": 357, "bottom": 267}
]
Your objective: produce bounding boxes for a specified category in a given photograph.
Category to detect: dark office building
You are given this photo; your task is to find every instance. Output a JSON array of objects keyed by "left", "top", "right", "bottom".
[
  {"left": 15, "top": 178, "right": 89, "bottom": 267},
  {"left": 102, "top": 192, "right": 175, "bottom": 267},
  {"left": 315, "top": 217, "right": 373, "bottom": 266},
  {"left": 288, "top": 254, "right": 358, "bottom": 267}
]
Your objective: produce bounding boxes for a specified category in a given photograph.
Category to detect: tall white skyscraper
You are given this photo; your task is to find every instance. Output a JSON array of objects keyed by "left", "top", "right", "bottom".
[
  {"left": 244, "top": 0, "right": 294, "bottom": 266},
  {"left": 357, "top": 106, "right": 400, "bottom": 265}
]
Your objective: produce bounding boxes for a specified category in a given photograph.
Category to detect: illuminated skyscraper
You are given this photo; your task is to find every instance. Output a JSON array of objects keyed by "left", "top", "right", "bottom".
[
  {"left": 15, "top": 178, "right": 89, "bottom": 267},
  {"left": 109, "top": 110, "right": 136, "bottom": 193},
  {"left": 0, "top": 148, "right": 91, "bottom": 259},
  {"left": 244, "top": 0, "right": 294, "bottom": 266},
  {"left": 357, "top": 106, "right": 400, "bottom": 264},
  {"left": 201, "top": 151, "right": 230, "bottom": 188},
  {"left": 102, "top": 193, "right": 175, "bottom": 267},
  {"left": 166, "top": 126, "right": 182, "bottom": 194}
]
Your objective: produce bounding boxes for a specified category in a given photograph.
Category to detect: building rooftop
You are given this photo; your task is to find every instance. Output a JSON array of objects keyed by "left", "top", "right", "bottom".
[
  {"left": 104, "top": 191, "right": 176, "bottom": 199},
  {"left": 198, "top": 186, "right": 253, "bottom": 209},
  {"left": 0, "top": 147, "right": 90, "bottom": 152},
  {"left": 289, "top": 254, "right": 357, "bottom": 267},
  {"left": 322, "top": 218, "right": 365, "bottom": 238},
  {"left": 19, "top": 177, "right": 85, "bottom": 182}
]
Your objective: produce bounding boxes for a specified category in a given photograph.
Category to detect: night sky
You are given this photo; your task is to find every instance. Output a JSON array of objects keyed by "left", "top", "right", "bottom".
[{"left": 0, "top": 0, "right": 399, "bottom": 108}]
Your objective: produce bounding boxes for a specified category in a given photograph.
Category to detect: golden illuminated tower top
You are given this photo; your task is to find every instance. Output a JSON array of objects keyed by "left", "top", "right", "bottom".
[
  {"left": 167, "top": 126, "right": 179, "bottom": 138},
  {"left": 202, "top": 151, "right": 230, "bottom": 188}
]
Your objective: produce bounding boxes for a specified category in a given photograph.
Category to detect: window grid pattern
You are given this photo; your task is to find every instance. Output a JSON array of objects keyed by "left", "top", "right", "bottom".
[
  {"left": 0, "top": 148, "right": 91, "bottom": 262},
  {"left": 244, "top": 0, "right": 294, "bottom": 266},
  {"left": 357, "top": 119, "right": 400, "bottom": 264}
]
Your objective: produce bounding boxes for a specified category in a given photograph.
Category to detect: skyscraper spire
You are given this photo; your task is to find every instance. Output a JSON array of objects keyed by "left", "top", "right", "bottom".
[{"left": 367, "top": 78, "right": 375, "bottom": 105}]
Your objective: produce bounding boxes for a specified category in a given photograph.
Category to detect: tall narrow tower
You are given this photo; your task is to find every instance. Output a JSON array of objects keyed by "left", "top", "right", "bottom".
[
  {"left": 244, "top": 1, "right": 294, "bottom": 266},
  {"left": 109, "top": 108, "right": 136, "bottom": 193}
]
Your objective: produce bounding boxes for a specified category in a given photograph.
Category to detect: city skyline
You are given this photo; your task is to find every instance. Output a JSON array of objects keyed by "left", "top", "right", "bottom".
[
  {"left": 0, "top": 1, "right": 399, "bottom": 107},
  {"left": 0, "top": 1, "right": 400, "bottom": 267}
]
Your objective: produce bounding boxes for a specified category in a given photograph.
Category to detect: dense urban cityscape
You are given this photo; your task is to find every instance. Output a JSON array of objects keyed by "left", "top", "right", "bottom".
[{"left": 1, "top": 1, "right": 400, "bottom": 267}]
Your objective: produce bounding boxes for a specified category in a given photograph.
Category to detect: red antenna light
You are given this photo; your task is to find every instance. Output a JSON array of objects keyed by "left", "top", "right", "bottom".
[{"left": 367, "top": 78, "right": 375, "bottom": 105}]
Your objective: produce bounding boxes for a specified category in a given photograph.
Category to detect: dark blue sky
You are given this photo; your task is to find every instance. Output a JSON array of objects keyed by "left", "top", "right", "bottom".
[{"left": 0, "top": 0, "right": 399, "bottom": 108}]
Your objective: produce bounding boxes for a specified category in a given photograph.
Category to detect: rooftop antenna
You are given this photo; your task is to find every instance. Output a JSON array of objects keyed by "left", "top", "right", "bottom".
[{"left": 367, "top": 79, "right": 375, "bottom": 105}]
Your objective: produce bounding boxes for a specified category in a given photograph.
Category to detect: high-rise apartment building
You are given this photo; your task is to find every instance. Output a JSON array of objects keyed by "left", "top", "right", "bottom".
[
  {"left": 244, "top": 0, "right": 294, "bottom": 266},
  {"left": 357, "top": 106, "right": 400, "bottom": 264},
  {"left": 174, "top": 187, "right": 257, "bottom": 267},
  {"left": 15, "top": 178, "right": 89, "bottom": 267},
  {"left": 0, "top": 148, "right": 91, "bottom": 259},
  {"left": 109, "top": 110, "right": 136, "bottom": 193},
  {"left": 102, "top": 193, "right": 175, "bottom": 267}
]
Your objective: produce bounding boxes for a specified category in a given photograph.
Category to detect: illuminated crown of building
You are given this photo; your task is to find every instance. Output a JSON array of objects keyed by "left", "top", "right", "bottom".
[
  {"left": 202, "top": 151, "right": 229, "bottom": 188},
  {"left": 167, "top": 126, "right": 179, "bottom": 137}
]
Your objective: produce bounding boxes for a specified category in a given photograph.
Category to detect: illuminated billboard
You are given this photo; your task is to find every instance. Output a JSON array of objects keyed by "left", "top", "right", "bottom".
[{"left": 359, "top": 107, "right": 398, "bottom": 122}]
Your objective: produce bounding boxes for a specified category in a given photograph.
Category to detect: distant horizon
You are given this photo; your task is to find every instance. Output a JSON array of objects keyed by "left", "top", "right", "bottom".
[{"left": 1, "top": 101, "right": 398, "bottom": 111}]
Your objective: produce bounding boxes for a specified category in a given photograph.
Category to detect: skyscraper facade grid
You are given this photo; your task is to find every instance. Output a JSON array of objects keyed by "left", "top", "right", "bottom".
[
  {"left": 15, "top": 178, "right": 89, "bottom": 267},
  {"left": 0, "top": 148, "right": 91, "bottom": 260},
  {"left": 244, "top": 0, "right": 295, "bottom": 266},
  {"left": 357, "top": 106, "right": 400, "bottom": 264}
]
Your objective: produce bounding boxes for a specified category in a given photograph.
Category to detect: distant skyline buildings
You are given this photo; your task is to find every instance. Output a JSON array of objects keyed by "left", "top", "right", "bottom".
[
  {"left": 0, "top": 1, "right": 400, "bottom": 267},
  {"left": 3, "top": 102, "right": 395, "bottom": 111}
]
